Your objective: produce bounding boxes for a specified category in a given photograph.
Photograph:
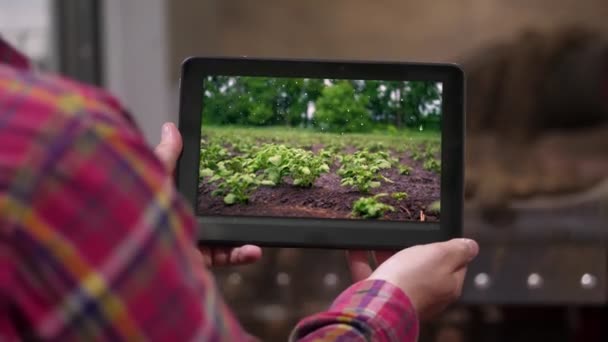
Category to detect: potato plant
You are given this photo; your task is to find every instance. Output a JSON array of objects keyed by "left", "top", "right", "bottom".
[
  {"left": 398, "top": 165, "right": 412, "bottom": 175},
  {"left": 337, "top": 151, "right": 395, "bottom": 193},
  {"left": 423, "top": 158, "right": 441, "bottom": 173},
  {"left": 391, "top": 192, "right": 408, "bottom": 201},
  {"left": 211, "top": 173, "right": 261, "bottom": 205},
  {"left": 351, "top": 193, "right": 395, "bottom": 218}
]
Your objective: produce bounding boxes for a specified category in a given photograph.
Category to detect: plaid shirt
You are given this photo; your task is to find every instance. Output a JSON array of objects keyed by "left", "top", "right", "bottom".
[{"left": 0, "top": 38, "right": 419, "bottom": 341}]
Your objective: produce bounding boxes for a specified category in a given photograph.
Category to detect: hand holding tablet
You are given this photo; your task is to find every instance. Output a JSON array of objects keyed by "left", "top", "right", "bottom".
[{"left": 176, "top": 57, "right": 464, "bottom": 250}]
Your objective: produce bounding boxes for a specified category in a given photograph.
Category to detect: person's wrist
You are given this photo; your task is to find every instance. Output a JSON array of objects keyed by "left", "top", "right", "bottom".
[
  {"left": 366, "top": 277, "right": 419, "bottom": 313},
  {"left": 361, "top": 278, "right": 420, "bottom": 338}
]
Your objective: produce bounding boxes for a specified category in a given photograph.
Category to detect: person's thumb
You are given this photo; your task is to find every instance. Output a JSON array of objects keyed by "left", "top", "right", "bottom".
[
  {"left": 438, "top": 238, "right": 479, "bottom": 271},
  {"left": 154, "top": 122, "right": 183, "bottom": 174}
]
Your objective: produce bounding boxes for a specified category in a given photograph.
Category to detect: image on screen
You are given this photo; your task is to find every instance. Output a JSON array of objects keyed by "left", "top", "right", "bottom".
[{"left": 197, "top": 76, "right": 442, "bottom": 222}]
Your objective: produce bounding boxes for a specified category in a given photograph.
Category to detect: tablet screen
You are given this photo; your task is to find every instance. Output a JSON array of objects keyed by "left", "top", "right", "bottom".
[{"left": 198, "top": 76, "right": 442, "bottom": 222}]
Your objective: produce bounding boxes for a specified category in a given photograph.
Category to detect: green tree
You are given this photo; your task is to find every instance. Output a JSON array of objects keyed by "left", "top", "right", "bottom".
[
  {"left": 313, "top": 81, "right": 371, "bottom": 133},
  {"left": 391, "top": 81, "right": 441, "bottom": 128},
  {"left": 357, "top": 80, "right": 389, "bottom": 124},
  {"left": 242, "top": 77, "right": 277, "bottom": 125},
  {"left": 202, "top": 76, "right": 252, "bottom": 125},
  {"left": 274, "top": 78, "right": 306, "bottom": 126},
  {"left": 402, "top": 81, "right": 442, "bottom": 128}
]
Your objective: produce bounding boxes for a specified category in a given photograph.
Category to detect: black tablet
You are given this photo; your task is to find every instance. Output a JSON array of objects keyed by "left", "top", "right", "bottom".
[{"left": 176, "top": 57, "right": 464, "bottom": 250}]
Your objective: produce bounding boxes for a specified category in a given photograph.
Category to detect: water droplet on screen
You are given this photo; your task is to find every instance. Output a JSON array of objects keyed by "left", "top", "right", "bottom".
[{"left": 360, "top": 123, "right": 364, "bottom": 126}]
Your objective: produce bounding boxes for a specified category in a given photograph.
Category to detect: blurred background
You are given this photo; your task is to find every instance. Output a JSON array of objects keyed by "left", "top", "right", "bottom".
[{"left": 2, "top": 0, "right": 607, "bottom": 341}]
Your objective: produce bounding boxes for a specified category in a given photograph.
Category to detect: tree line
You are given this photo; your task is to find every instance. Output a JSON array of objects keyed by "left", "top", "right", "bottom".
[{"left": 202, "top": 76, "right": 442, "bottom": 133}]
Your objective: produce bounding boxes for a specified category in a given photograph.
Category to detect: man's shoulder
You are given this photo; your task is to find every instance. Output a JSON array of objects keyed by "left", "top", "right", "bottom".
[
  {"left": 0, "top": 64, "right": 144, "bottom": 199},
  {"left": 0, "top": 64, "right": 135, "bottom": 130}
]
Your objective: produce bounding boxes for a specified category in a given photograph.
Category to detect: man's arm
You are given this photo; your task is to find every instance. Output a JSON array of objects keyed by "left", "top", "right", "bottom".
[{"left": 0, "top": 76, "right": 256, "bottom": 340}]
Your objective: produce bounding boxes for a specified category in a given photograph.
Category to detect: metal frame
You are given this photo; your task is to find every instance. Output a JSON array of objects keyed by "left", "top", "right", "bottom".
[{"left": 52, "top": 0, "right": 103, "bottom": 86}]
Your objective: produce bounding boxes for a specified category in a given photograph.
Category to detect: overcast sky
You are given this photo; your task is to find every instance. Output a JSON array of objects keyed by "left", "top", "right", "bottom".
[{"left": 0, "top": 0, "right": 50, "bottom": 60}]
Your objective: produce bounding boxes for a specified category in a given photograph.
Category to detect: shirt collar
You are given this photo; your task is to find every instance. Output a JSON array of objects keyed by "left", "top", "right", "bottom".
[{"left": 0, "top": 37, "right": 32, "bottom": 70}]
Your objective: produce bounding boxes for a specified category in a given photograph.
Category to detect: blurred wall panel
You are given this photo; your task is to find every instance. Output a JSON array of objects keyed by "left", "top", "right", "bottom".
[
  {"left": 102, "top": 0, "right": 172, "bottom": 145},
  {"left": 167, "top": 0, "right": 608, "bottom": 84}
]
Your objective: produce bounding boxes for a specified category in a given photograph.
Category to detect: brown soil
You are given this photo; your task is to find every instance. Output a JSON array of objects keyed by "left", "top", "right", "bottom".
[{"left": 197, "top": 148, "right": 440, "bottom": 222}]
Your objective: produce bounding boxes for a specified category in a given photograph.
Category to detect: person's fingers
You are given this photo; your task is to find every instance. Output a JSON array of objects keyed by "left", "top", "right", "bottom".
[
  {"left": 199, "top": 247, "right": 213, "bottom": 267},
  {"left": 451, "top": 267, "right": 469, "bottom": 298},
  {"left": 437, "top": 238, "right": 479, "bottom": 271},
  {"left": 212, "top": 248, "right": 230, "bottom": 266},
  {"left": 347, "top": 250, "right": 373, "bottom": 282},
  {"left": 154, "top": 122, "right": 183, "bottom": 174},
  {"left": 228, "top": 245, "right": 263, "bottom": 265},
  {"left": 199, "top": 245, "right": 263, "bottom": 268}
]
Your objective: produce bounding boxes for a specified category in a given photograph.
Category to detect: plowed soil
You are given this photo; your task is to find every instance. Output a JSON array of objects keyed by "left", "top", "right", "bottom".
[{"left": 198, "top": 148, "right": 440, "bottom": 222}]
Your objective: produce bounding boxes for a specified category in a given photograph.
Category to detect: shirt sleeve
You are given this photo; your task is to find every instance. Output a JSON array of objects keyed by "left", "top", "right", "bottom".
[
  {"left": 289, "top": 279, "right": 419, "bottom": 342},
  {"left": 0, "top": 82, "right": 257, "bottom": 341}
]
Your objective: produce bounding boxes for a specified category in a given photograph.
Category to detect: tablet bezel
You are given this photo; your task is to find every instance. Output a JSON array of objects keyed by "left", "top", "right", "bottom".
[{"left": 176, "top": 57, "right": 464, "bottom": 250}]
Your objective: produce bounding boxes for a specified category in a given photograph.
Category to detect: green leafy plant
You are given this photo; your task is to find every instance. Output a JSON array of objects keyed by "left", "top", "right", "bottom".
[
  {"left": 427, "top": 200, "right": 440, "bottom": 214},
  {"left": 398, "top": 165, "right": 412, "bottom": 175},
  {"left": 352, "top": 193, "right": 395, "bottom": 219},
  {"left": 249, "top": 144, "right": 294, "bottom": 185},
  {"left": 199, "top": 143, "right": 230, "bottom": 173},
  {"left": 366, "top": 141, "right": 386, "bottom": 152},
  {"left": 211, "top": 173, "right": 261, "bottom": 205},
  {"left": 338, "top": 151, "right": 393, "bottom": 193},
  {"left": 411, "top": 149, "right": 424, "bottom": 162},
  {"left": 391, "top": 192, "right": 408, "bottom": 201},
  {"left": 248, "top": 144, "right": 330, "bottom": 187},
  {"left": 200, "top": 168, "right": 214, "bottom": 178},
  {"left": 289, "top": 150, "right": 330, "bottom": 187},
  {"left": 340, "top": 169, "right": 382, "bottom": 193},
  {"left": 423, "top": 158, "right": 441, "bottom": 173}
]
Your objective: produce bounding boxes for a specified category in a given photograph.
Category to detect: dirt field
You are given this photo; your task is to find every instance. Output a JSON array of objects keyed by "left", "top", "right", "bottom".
[{"left": 197, "top": 127, "right": 440, "bottom": 222}]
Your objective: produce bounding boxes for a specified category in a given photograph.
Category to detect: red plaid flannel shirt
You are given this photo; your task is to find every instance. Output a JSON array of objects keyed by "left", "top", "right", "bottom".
[{"left": 0, "top": 38, "right": 419, "bottom": 341}]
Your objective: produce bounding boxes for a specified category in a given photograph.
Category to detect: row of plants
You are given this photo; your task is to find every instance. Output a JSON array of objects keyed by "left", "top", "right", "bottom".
[
  {"left": 202, "top": 126, "right": 439, "bottom": 155},
  {"left": 200, "top": 143, "right": 331, "bottom": 204},
  {"left": 198, "top": 130, "right": 440, "bottom": 218},
  {"left": 352, "top": 193, "right": 440, "bottom": 219}
]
